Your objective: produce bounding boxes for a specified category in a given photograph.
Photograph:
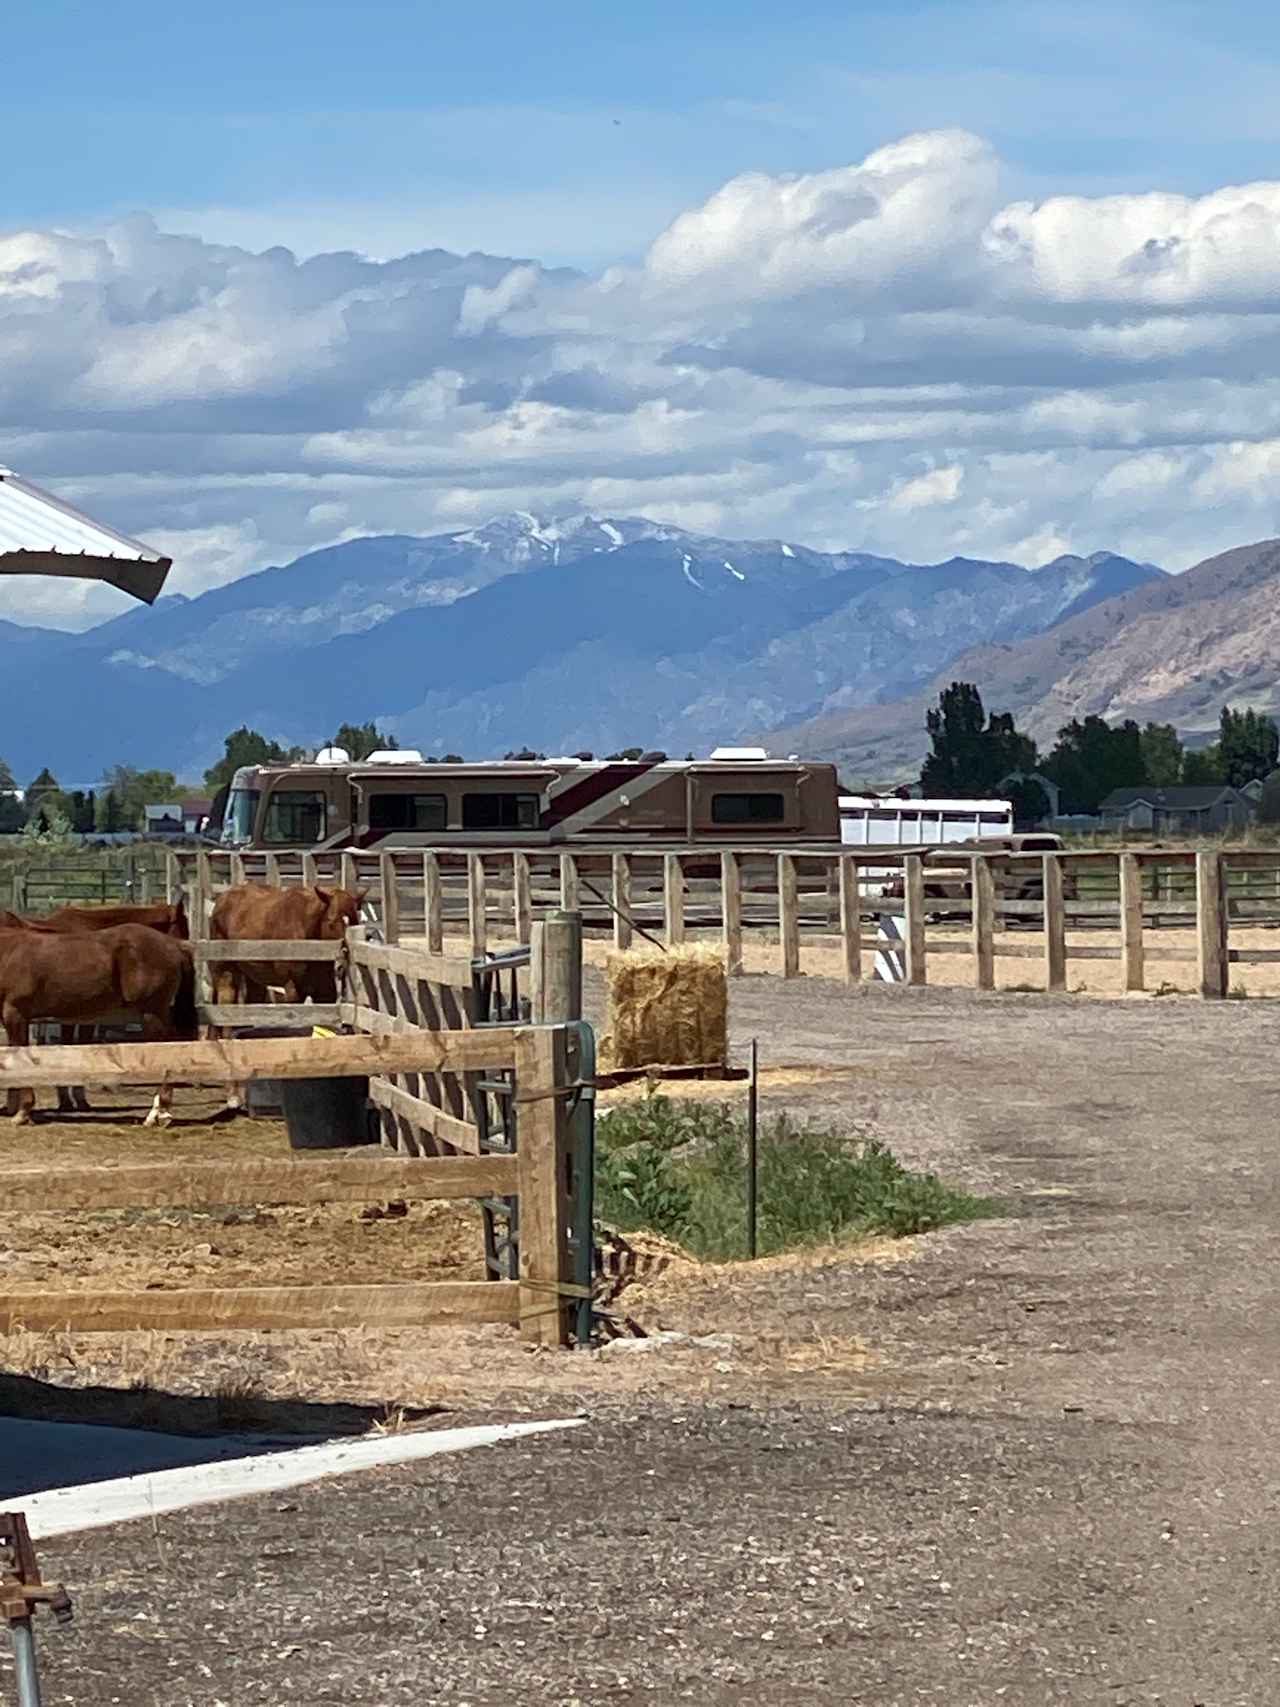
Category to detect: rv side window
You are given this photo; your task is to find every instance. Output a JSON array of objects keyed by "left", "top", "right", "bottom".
[
  {"left": 261, "top": 791, "right": 326, "bottom": 845},
  {"left": 462, "top": 793, "right": 540, "bottom": 831},
  {"left": 711, "top": 792, "right": 786, "bottom": 825},
  {"left": 368, "top": 793, "right": 447, "bottom": 832}
]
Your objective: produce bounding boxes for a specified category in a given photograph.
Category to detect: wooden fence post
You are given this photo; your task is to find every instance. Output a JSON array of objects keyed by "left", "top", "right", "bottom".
[
  {"left": 778, "top": 853, "right": 800, "bottom": 978},
  {"left": 340, "top": 851, "right": 358, "bottom": 895},
  {"left": 664, "top": 853, "right": 685, "bottom": 947},
  {"left": 194, "top": 851, "right": 212, "bottom": 939},
  {"left": 838, "top": 855, "right": 862, "bottom": 984},
  {"left": 972, "top": 856, "right": 995, "bottom": 991},
  {"left": 422, "top": 852, "right": 443, "bottom": 952},
  {"left": 1197, "top": 849, "right": 1228, "bottom": 999},
  {"left": 263, "top": 852, "right": 280, "bottom": 887},
  {"left": 516, "top": 1025, "right": 574, "bottom": 1347},
  {"left": 379, "top": 851, "right": 401, "bottom": 944},
  {"left": 230, "top": 851, "right": 246, "bottom": 887},
  {"left": 530, "top": 911, "right": 583, "bottom": 1023},
  {"left": 1043, "top": 854, "right": 1067, "bottom": 992},
  {"left": 1119, "top": 852, "right": 1145, "bottom": 993},
  {"left": 468, "top": 853, "right": 488, "bottom": 958},
  {"left": 559, "top": 851, "right": 580, "bottom": 914},
  {"left": 301, "top": 851, "right": 318, "bottom": 888},
  {"left": 512, "top": 852, "right": 532, "bottom": 946},
  {"left": 722, "top": 851, "right": 743, "bottom": 976},
  {"left": 903, "top": 854, "right": 927, "bottom": 986},
  {"left": 612, "top": 853, "right": 633, "bottom": 952},
  {"left": 164, "top": 850, "right": 178, "bottom": 905}
]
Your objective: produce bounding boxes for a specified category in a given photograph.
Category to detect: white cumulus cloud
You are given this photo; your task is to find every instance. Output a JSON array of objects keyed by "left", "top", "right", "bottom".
[{"left": 6, "top": 129, "right": 1280, "bottom": 625}]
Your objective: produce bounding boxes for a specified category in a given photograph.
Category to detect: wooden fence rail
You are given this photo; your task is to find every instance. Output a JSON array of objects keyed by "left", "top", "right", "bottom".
[
  {"left": 0, "top": 1003, "right": 579, "bottom": 1345},
  {"left": 170, "top": 843, "right": 1280, "bottom": 1000}
]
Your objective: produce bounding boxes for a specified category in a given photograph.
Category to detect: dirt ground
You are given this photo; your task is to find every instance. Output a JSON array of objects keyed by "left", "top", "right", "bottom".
[
  {"left": 581, "top": 919, "right": 1280, "bottom": 995},
  {"left": 10, "top": 970, "right": 1280, "bottom": 1702}
]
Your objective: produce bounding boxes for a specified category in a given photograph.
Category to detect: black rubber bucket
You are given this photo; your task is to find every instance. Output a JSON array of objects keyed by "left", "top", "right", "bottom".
[{"left": 281, "top": 1076, "right": 377, "bottom": 1150}]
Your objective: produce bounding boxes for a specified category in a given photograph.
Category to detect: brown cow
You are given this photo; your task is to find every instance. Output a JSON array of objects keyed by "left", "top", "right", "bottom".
[
  {"left": 0, "top": 925, "right": 197, "bottom": 1125},
  {"left": 208, "top": 884, "right": 364, "bottom": 1114},
  {"left": 0, "top": 901, "right": 189, "bottom": 1112}
]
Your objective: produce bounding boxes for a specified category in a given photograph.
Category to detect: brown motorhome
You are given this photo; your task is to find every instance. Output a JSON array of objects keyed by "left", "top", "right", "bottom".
[{"left": 219, "top": 749, "right": 843, "bottom": 850}]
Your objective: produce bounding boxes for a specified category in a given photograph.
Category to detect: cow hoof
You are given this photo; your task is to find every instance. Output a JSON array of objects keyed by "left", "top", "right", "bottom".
[
  {"left": 74, "top": 1096, "right": 92, "bottom": 1114},
  {"left": 11, "top": 1109, "right": 33, "bottom": 1126},
  {"left": 143, "top": 1107, "right": 172, "bottom": 1129}
]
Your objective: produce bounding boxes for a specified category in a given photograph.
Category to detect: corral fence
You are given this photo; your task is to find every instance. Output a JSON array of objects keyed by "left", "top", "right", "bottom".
[
  {"left": 167, "top": 843, "right": 1280, "bottom": 1000},
  {"left": 0, "top": 919, "right": 592, "bottom": 1347},
  {"left": 4, "top": 847, "right": 176, "bottom": 912}
]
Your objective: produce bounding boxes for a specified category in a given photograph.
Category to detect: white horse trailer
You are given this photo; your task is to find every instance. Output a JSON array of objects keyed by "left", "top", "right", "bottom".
[
  {"left": 839, "top": 796, "right": 1013, "bottom": 848},
  {"left": 840, "top": 796, "right": 1014, "bottom": 901}
]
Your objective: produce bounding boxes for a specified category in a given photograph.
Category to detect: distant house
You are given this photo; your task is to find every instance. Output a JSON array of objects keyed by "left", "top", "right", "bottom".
[
  {"left": 180, "top": 797, "right": 213, "bottom": 834},
  {"left": 1098, "top": 785, "right": 1252, "bottom": 835},
  {"left": 143, "top": 803, "right": 184, "bottom": 835}
]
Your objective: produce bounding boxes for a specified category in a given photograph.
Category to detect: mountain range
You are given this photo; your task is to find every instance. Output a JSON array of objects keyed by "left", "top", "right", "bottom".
[
  {"left": 772, "top": 537, "right": 1280, "bottom": 779},
  {"left": 0, "top": 510, "right": 1168, "bottom": 783}
]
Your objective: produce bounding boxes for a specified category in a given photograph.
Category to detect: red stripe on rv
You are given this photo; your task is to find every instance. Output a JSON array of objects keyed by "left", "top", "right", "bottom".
[{"left": 541, "top": 763, "right": 656, "bottom": 826}]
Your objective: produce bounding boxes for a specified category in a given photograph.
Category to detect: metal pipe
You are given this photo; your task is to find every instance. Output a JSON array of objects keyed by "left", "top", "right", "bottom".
[
  {"left": 568, "top": 1017, "right": 597, "bottom": 1348},
  {"left": 746, "top": 1037, "right": 758, "bottom": 1259},
  {"left": 11, "top": 1618, "right": 43, "bottom": 1707}
]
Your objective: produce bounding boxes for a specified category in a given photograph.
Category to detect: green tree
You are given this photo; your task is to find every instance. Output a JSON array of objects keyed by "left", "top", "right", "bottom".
[
  {"left": 99, "top": 790, "right": 126, "bottom": 833},
  {"left": 1042, "top": 716, "right": 1145, "bottom": 815},
  {"left": 1258, "top": 770, "right": 1280, "bottom": 826},
  {"left": 0, "top": 757, "right": 21, "bottom": 833},
  {"left": 1181, "top": 744, "right": 1226, "bottom": 785},
  {"left": 100, "top": 765, "right": 179, "bottom": 830},
  {"left": 25, "top": 767, "right": 71, "bottom": 827},
  {"left": 21, "top": 804, "right": 76, "bottom": 852},
  {"left": 920, "top": 683, "right": 1037, "bottom": 795},
  {"left": 204, "top": 727, "right": 303, "bottom": 794},
  {"left": 1140, "top": 723, "right": 1183, "bottom": 786},
  {"left": 1006, "top": 776, "right": 1054, "bottom": 827},
  {"left": 333, "top": 722, "right": 398, "bottom": 761},
  {"left": 1218, "top": 706, "right": 1279, "bottom": 788},
  {"left": 67, "top": 790, "right": 97, "bottom": 833}
]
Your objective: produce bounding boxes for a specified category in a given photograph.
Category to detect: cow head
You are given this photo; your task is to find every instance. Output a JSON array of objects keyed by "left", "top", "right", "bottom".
[{"left": 315, "top": 886, "right": 368, "bottom": 937}]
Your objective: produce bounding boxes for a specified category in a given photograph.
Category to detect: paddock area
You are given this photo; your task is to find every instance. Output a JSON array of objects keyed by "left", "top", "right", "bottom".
[{"left": 5, "top": 968, "right": 1280, "bottom": 1702}]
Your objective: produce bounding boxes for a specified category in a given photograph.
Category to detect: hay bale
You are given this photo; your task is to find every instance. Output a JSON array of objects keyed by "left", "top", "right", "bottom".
[{"left": 602, "top": 945, "right": 728, "bottom": 1073}]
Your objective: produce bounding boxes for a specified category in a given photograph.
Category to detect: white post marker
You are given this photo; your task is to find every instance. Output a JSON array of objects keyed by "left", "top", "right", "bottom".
[
  {"left": 873, "top": 914, "right": 906, "bottom": 983},
  {"left": 3, "top": 1418, "right": 585, "bottom": 1540}
]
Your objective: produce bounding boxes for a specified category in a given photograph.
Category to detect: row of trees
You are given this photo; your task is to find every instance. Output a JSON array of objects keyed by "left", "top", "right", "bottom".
[
  {"left": 202, "top": 722, "right": 404, "bottom": 792},
  {"left": 0, "top": 761, "right": 192, "bottom": 837},
  {"left": 0, "top": 723, "right": 413, "bottom": 838},
  {"left": 921, "top": 683, "right": 1280, "bottom": 816}
]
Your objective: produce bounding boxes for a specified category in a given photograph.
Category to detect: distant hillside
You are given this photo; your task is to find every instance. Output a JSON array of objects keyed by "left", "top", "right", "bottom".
[
  {"left": 0, "top": 513, "right": 1163, "bottom": 777},
  {"left": 770, "top": 539, "right": 1280, "bottom": 784}
]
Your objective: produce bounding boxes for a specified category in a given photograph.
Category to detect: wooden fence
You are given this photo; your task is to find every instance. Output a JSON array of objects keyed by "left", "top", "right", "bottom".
[
  {"left": 0, "top": 926, "right": 586, "bottom": 1346},
  {"left": 169, "top": 843, "right": 1280, "bottom": 1000}
]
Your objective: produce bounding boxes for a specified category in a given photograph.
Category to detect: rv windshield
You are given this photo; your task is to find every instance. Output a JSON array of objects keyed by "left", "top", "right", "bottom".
[{"left": 222, "top": 788, "right": 260, "bottom": 845}]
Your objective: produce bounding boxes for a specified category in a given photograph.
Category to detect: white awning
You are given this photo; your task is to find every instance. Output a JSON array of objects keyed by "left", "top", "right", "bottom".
[{"left": 0, "top": 469, "right": 171, "bottom": 604}]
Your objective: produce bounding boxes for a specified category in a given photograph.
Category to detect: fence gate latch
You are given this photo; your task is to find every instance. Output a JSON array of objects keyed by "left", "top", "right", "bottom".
[{"left": 2, "top": 1512, "right": 72, "bottom": 1707}]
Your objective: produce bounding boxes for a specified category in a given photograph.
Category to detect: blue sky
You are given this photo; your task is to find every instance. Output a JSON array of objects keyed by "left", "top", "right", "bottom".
[
  {"left": 9, "top": 0, "right": 1280, "bottom": 266},
  {"left": 6, "top": 0, "right": 1280, "bottom": 626}
]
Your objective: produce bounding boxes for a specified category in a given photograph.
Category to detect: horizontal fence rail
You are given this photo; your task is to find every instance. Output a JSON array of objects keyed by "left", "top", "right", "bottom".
[
  {"left": 0, "top": 919, "right": 582, "bottom": 1345},
  {"left": 169, "top": 841, "right": 1280, "bottom": 1000}
]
